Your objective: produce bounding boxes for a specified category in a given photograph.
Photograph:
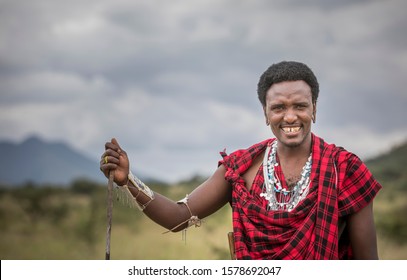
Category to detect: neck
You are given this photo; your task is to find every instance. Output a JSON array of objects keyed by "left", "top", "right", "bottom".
[{"left": 276, "top": 134, "right": 312, "bottom": 160}]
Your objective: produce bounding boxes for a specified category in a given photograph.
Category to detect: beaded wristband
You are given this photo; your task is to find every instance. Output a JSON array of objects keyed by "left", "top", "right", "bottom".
[{"left": 121, "top": 172, "right": 155, "bottom": 211}]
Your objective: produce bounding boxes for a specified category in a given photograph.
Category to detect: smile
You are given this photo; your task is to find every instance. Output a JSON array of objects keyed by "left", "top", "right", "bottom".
[{"left": 281, "top": 126, "right": 301, "bottom": 133}]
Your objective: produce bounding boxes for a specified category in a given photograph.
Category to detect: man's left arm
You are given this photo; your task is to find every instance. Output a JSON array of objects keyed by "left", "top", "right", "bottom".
[{"left": 347, "top": 201, "right": 379, "bottom": 259}]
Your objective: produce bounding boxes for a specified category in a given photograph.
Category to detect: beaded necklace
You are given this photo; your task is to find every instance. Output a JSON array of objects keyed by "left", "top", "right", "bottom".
[{"left": 260, "top": 141, "right": 312, "bottom": 211}]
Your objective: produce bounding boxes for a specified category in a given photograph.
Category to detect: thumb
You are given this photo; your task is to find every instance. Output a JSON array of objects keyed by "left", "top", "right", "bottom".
[{"left": 111, "top": 138, "right": 122, "bottom": 152}]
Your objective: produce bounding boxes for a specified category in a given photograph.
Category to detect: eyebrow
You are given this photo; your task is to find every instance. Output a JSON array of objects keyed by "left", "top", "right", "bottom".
[
  {"left": 269, "top": 101, "right": 310, "bottom": 107},
  {"left": 294, "top": 101, "right": 310, "bottom": 106}
]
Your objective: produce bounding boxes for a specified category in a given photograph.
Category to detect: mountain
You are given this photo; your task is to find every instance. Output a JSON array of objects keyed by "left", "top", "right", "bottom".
[
  {"left": 365, "top": 140, "right": 407, "bottom": 191},
  {"left": 0, "top": 136, "right": 105, "bottom": 186},
  {"left": 2, "top": 135, "right": 405, "bottom": 188}
]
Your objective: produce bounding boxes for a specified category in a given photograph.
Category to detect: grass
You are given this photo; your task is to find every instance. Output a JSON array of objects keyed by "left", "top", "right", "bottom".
[
  {"left": 0, "top": 179, "right": 405, "bottom": 260},
  {"left": 0, "top": 184, "right": 233, "bottom": 260}
]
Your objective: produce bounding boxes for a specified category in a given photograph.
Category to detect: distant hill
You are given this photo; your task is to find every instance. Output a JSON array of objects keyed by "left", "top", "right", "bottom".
[
  {"left": 365, "top": 141, "right": 407, "bottom": 245},
  {"left": 1, "top": 135, "right": 406, "bottom": 188},
  {"left": 365, "top": 140, "right": 407, "bottom": 191},
  {"left": 0, "top": 136, "right": 105, "bottom": 186}
]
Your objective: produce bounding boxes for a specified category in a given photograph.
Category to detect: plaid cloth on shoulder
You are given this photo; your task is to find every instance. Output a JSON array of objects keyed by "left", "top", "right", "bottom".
[{"left": 219, "top": 134, "right": 382, "bottom": 259}]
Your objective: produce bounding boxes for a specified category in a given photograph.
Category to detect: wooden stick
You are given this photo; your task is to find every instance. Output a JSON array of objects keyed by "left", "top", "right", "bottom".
[
  {"left": 105, "top": 171, "right": 114, "bottom": 260},
  {"left": 227, "top": 232, "right": 236, "bottom": 260}
]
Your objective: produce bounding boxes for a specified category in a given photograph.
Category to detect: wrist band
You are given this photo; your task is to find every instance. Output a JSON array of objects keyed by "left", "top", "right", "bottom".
[{"left": 118, "top": 172, "right": 155, "bottom": 211}]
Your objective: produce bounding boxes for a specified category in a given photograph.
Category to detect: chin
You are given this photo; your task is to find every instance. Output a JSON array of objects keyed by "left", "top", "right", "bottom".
[
  {"left": 281, "top": 140, "right": 303, "bottom": 148},
  {"left": 278, "top": 133, "right": 311, "bottom": 148}
]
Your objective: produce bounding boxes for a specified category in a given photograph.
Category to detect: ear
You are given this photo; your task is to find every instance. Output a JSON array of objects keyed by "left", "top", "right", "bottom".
[
  {"left": 312, "top": 102, "right": 317, "bottom": 123},
  {"left": 263, "top": 105, "right": 269, "bottom": 126}
]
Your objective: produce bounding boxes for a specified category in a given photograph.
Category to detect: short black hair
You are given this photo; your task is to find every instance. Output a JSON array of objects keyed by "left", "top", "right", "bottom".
[{"left": 257, "top": 61, "right": 319, "bottom": 107}]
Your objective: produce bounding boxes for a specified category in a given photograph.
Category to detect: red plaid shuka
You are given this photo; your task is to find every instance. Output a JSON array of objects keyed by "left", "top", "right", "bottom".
[{"left": 219, "top": 134, "right": 382, "bottom": 259}]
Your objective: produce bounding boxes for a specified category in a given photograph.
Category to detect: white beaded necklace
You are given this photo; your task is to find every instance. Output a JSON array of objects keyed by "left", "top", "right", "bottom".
[{"left": 260, "top": 140, "right": 312, "bottom": 211}]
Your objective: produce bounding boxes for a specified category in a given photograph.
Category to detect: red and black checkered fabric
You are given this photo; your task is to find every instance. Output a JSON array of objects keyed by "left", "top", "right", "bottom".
[{"left": 219, "top": 134, "right": 382, "bottom": 259}]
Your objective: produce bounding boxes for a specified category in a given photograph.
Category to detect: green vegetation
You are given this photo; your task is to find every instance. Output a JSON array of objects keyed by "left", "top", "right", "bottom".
[
  {"left": 0, "top": 177, "right": 232, "bottom": 260},
  {"left": 0, "top": 141, "right": 406, "bottom": 259},
  {"left": 365, "top": 141, "right": 407, "bottom": 258}
]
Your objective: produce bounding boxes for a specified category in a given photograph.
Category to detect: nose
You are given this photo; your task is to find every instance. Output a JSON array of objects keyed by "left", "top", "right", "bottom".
[{"left": 283, "top": 108, "right": 298, "bottom": 123}]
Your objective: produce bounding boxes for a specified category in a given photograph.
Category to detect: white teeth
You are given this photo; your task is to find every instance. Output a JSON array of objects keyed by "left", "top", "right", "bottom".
[{"left": 282, "top": 127, "right": 301, "bottom": 133}]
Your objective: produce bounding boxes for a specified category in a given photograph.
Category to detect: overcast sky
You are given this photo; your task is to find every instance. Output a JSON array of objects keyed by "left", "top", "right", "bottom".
[{"left": 1, "top": 0, "right": 406, "bottom": 182}]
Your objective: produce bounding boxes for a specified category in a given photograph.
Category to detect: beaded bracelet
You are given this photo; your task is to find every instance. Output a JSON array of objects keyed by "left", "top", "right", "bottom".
[{"left": 119, "top": 172, "right": 155, "bottom": 211}]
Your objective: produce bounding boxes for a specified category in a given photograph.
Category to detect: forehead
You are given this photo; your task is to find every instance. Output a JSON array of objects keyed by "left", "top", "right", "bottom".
[{"left": 266, "top": 80, "right": 312, "bottom": 103}]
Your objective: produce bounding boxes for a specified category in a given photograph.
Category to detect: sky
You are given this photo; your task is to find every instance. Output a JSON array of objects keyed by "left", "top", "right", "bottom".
[{"left": 1, "top": 0, "right": 407, "bottom": 182}]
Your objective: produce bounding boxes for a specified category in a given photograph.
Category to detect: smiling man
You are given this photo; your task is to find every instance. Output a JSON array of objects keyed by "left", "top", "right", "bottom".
[{"left": 100, "top": 61, "right": 382, "bottom": 259}]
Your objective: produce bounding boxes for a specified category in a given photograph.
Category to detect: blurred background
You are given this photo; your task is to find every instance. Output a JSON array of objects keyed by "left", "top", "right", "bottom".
[{"left": 0, "top": 0, "right": 406, "bottom": 259}]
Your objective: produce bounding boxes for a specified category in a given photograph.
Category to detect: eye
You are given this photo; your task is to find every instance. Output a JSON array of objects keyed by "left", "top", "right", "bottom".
[
  {"left": 270, "top": 105, "right": 284, "bottom": 112},
  {"left": 295, "top": 103, "right": 308, "bottom": 110}
]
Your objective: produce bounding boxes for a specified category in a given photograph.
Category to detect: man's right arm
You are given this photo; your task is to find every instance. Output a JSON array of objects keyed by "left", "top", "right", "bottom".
[
  {"left": 101, "top": 138, "right": 231, "bottom": 232},
  {"left": 140, "top": 165, "right": 231, "bottom": 232}
]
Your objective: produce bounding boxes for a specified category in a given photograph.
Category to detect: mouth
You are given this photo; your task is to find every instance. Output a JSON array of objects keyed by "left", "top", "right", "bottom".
[{"left": 281, "top": 126, "right": 302, "bottom": 134}]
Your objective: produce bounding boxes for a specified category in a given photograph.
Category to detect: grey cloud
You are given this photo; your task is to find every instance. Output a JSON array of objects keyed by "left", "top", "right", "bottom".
[{"left": 0, "top": 0, "right": 406, "bottom": 181}]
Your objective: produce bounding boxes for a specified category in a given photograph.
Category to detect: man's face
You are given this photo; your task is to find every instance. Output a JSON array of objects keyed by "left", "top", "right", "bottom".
[{"left": 264, "top": 80, "right": 316, "bottom": 149}]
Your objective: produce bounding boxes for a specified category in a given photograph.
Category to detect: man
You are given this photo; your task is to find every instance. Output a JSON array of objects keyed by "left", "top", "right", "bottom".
[{"left": 100, "top": 61, "right": 382, "bottom": 259}]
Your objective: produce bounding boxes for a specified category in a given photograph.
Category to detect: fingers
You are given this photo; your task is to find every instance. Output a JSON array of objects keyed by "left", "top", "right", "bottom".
[
  {"left": 100, "top": 154, "right": 120, "bottom": 166},
  {"left": 100, "top": 155, "right": 118, "bottom": 177},
  {"left": 100, "top": 138, "right": 125, "bottom": 176},
  {"left": 111, "top": 138, "right": 121, "bottom": 151},
  {"left": 104, "top": 138, "right": 126, "bottom": 155},
  {"left": 100, "top": 138, "right": 130, "bottom": 186},
  {"left": 105, "top": 140, "right": 120, "bottom": 153}
]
